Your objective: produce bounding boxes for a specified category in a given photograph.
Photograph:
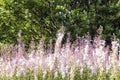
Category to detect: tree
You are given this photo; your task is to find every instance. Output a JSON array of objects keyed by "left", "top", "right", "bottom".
[{"left": 0, "top": 0, "right": 119, "bottom": 45}]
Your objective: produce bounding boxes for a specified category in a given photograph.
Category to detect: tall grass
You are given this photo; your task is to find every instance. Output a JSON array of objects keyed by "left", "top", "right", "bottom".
[{"left": 0, "top": 26, "right": 120, "bottom": 80}]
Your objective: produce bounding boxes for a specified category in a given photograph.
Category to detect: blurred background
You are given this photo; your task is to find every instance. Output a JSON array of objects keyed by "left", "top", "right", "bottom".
[{"left": 0, "top": 0, "right": 119, "bottom": 46}]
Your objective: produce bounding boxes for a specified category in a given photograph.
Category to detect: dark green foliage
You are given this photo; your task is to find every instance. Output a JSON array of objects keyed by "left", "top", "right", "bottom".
[{"left": 0, "top": 0, "right": 119, "bottom": 45}]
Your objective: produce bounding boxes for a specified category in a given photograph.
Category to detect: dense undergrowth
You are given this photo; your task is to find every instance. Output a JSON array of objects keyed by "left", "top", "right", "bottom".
[
  {"left": 0, "top": 67, "right": 120, "bottom": 80},
  {"left": 0, "top": 26, "right": 120, "bottom": 80}
]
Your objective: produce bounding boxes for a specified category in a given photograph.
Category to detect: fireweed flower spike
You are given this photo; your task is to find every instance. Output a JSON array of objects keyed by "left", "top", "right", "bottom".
[
  {"left": 54, "top": 25, "right": 65, "bottom": 68},
  {"left": 111, "top": 34, "right": 120, "bottom": 75}
]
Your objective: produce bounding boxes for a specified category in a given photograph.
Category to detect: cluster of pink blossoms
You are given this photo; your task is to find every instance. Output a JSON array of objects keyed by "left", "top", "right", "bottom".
[{"left": 0, "top": 27, "right": 120, "bottom": 79}]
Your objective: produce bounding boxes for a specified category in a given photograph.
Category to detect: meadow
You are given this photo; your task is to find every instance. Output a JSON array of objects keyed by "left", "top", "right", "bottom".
[{"left": 0, "top": 27, "right": 120, "bottom": 80}]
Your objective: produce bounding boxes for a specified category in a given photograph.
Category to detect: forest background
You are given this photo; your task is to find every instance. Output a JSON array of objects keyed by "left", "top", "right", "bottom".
[{"left": 0, "top": 0, "right": 120, "bottom": 46}]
